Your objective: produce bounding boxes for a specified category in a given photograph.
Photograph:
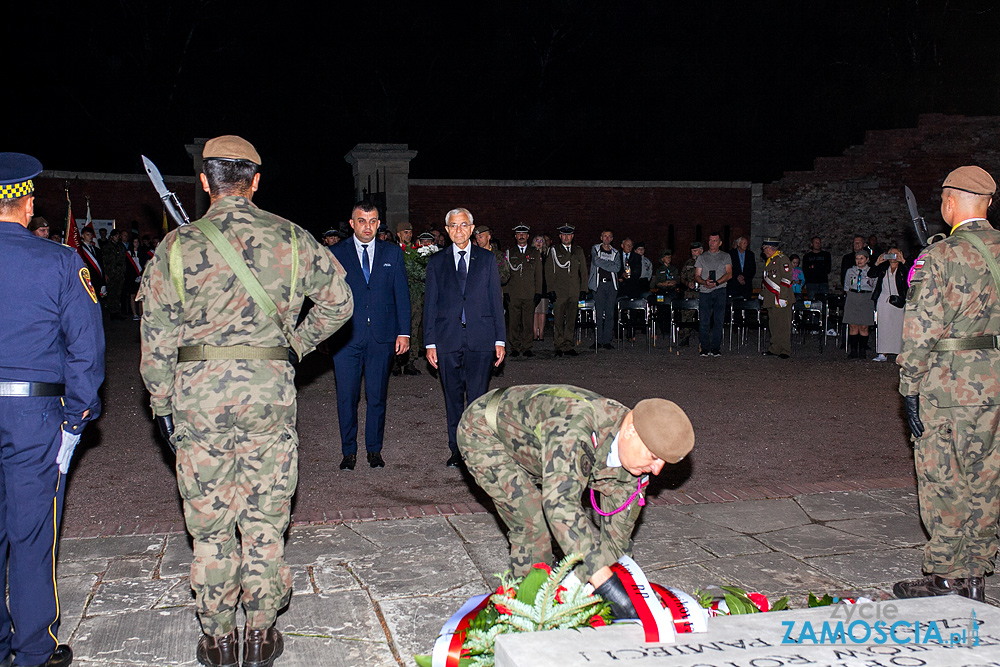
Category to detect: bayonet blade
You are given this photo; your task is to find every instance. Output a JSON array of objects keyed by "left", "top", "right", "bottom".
[
  {"left": 142, "top": 155, "right": 172, "bottom": 200},
  {"left": 904, "top": 185, "right": 928, "bottom": 247}
]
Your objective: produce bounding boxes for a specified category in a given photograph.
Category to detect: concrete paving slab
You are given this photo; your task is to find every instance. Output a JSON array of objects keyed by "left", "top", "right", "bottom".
[
  {"left": 313, "top": 563, "right": 363, "bottom": 593},
  {"left": 644, "top": 563, "right": 729, "bottom": 592},
  {"left": 154, "top": 578, "right": 195, "bottom": 609},
  {"left": 352, "top": 543, "right": 487, "bottom": 600},
  {"left": 496, "top": 596, "right": 997, "bottom": 667},
  {"left": 680, "top": 499, "right": 811, "bottom": 534},
  {"left": 807, "top": 548, "right": 926, "bottom": 587},
  {"left": 868, "top": 487, "right": 921, "bottom": 514},
  {"left": 279, "top": 634, "right": 396, "bottom": 667},
  {"left": 350, "top": 516, "right": 460, "bottom": 547},
  {"left": 380, "top": 595, "right": 475, "bottom": 662},
  {"left": 692, "top": 535, "right": 771, "bottom": 558},
  {"left": 58, "top": 558, "right": 111, "bottom": 577},
  {"left": 87, "top": 578, "right": 175, "bottom": 615},
  {"left": 462, "top": 540, "right": 510, "bottom": 589},
  {"left": 828, "top": 513, "right": 929, "bottom": 547},
  {"left": 104, "top": 556, "right": 158, "bottom": 581},
  {"left": 632, "top": 536, "right": 716, "bottom": 569},
  {"left": 755, "top": 523, "right": 878, "bottom": 557},
  {"left": 285, "top": 524, "right": 377, "bottom": 566},
  {"left": 279, "top": 590, "right": 384, "bottom": 640},
  {"left": 634, "top": 506, "right": 742, "bottom": 540},
  {"left": 290, "top": 564, "right": 315, "bottom": 596},
  {"left": 72, "top": 606, "right": 200, "bottom": 665},
  {"left": 702, "top": 551, "right": 846, "bottom": 597},
  {"left": 448, "top": 513, "right": 506, "bottom": 543},
  {"left": 158, "top": 533, "right": 193, "bottom": 578},
  {"left": 56, "top": 573, "right": 98, "bottom": 635},
  {"left": 796, "top": 490, "right": 908, "bottom": 521},
  {"left": 60, "top": 535, "right": 165, "bottom": 562}
]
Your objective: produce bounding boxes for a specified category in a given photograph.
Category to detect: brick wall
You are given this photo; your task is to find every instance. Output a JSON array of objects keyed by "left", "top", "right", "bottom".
[
  {"left": 33, "top": 171, "right": 197, "bottom": 240},
  {"left": 409, "top": 180, "right": 752, "bottom": 262},
  {"left": 759, "top": 113, "right": 1000, "bottom": 288}
]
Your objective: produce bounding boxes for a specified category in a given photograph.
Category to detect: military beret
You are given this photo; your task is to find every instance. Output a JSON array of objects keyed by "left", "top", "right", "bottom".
[
  {"left": 28, "top": 216, "right": 50, "bottom": 232},
  {"left": 660, "top": 248, "right": 673, "bottom": 257},
  {"left": 513, "top": 224, "right": 530, "bottom": 234},
  {"left": 0, "top": 152, "right": 43, "bottom": 200},
  {"left": 557, "top": 225, "right": 575, "bottom": 234},
  {"left": 474, "top": 225, "right": 491, "bottom": 235},
  {"left": 417, "top": 231, "right": 436, "bottom": 241},
  {"left": 690, "top": 241, "right": 703, "bottom": 249},
  {"left": 634, "top": 241, "right": 646, "bottom": 250},
  {"left": 396, "top": 221, "right": 413, "bottom": 232},
  {"left": 203, "top": 135, "right": 262, "bottom": 165},
  {"left": 631, "top": 398, "right": 694, "bottom": 464},
  {"left": 942, "top": 166, "right": 996, "bottom": 196},
  {"left": 761, "top": 237, "right": 782, "bottom": 247}
]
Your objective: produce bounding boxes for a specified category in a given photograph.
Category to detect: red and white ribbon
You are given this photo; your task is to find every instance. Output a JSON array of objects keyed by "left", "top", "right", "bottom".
[
  {"left": 611, "top": 555, "right": 677, "bottom": 643},
  {"left": 650, "top": 583, "right": 708, "bottom": 634},
  {"left": 431, "top": 593, "right": 491, "bottom": 667}
]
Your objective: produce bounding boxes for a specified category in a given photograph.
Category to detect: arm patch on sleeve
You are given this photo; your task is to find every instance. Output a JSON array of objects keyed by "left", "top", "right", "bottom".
[{"left": 79, "top": 268, "right": 98, "bottom": 303}]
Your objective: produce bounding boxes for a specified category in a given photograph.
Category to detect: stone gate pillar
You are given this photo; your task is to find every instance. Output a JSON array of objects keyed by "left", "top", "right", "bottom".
[{"left": 344, "top": 144, "right": 418, "bottom": 230}]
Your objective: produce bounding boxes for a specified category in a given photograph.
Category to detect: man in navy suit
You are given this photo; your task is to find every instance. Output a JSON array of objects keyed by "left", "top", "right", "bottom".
[
  {"left": 424, "top": 208, "right": 506, "bottom": 467},
  {"left": 330, "top": 201, "right": 410, "bottom": 469}
]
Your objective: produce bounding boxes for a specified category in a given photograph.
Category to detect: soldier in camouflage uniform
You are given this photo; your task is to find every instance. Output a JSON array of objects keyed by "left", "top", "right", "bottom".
[
  {"left": 503, "top": 224, "right": 543, "bottom": 357},
  {"left": 457, "top": 384, "right": 694, "bottom": 617},
  {"left": 139, "top": 136, "right": 353, "bottom": 667},
  {"left": 101, "top": 228, "right": 127, "bottom": 319},
  {"left": 894, "top": 166, "right": 999, "bottom": 604},
  {"left": 761, "top": 238, "right": 795, "bottom": 358},
  {"left": 547, "top": 225, "right": 588, "bottom": 355},
  {"left": 675, "top": 242, "right": 703, "bottom": 345}
]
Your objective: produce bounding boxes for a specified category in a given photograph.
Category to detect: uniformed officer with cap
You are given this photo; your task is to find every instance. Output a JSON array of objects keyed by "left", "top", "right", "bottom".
[
  {"left": 761, "top": 237, "right": 795, "bottom": 358},
  {"left": 139, "top": 135, "right": 353, "bottom": 667},
  {"left": 504, "top": 224, "right": 543, "bottom": 357},
  {"left": 0, "top": 153, "right": 105, "bottom": 667},
  {"left": 458, "top": 384, "right": 694, "bottom": 618},
  {"left": 895, "top": 165, "right": 1000, "bottom": 603},
  {"left": 547, "top": 225, "right": 588, "bottom": 355},
  {"left": 27, "top": 215, "right": 49, "bottom": 238}
]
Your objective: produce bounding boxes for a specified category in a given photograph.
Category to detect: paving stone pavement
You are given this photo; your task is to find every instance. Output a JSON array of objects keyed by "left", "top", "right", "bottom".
[{"left": 52, "top": 488, "right": 996, "bottom": 666}]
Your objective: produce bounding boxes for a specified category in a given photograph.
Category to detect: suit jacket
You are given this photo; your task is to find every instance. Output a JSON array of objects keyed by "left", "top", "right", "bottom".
[
  {"left": 424, "top": 244, "right": 505, "bottom": 353},
  {"left": 728, "top": 248, "right": 757, "bottom": 298},
  {"left": 330, "top": 238, "right": 410, "bottom": 348},
  {"left": 618, "top": 251, "right": 644, "bottom": 298}
]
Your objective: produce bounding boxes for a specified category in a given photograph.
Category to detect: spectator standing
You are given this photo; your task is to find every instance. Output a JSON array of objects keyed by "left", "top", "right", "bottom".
[
  {"left": 104, "top": 229, "right": 127, "bottom": 320},
  {"left": 802, "top": 236, "right": 832, "bottom": 298},
  {"left": 694, "top": 233, "right": 732, "bottom": 357},
  {"left": 868, "top": 246, "right": 908, "bottom": 362},
  {"left": 843, "top": 250, "right": 876, "bottom": 358},
  {"left": 616, "top": 237, "right": 643, "bottom": 299},
  {"left": 123, "top": 235, "right": 145, "bottom": 320},
  {"left": 531, "top": 234, "right": 549, "bottom": 341},
  {"left": 589, "top": 230, "right": 621, "bottom": 350},
  {"left": 789, "top": 254, "right": 805, "bottom": 295},
  {"left": 840, "top": 235, "right": 867, "bottom": 287},
  {"left": 727, "top": 236, "right": 756, "bottom": 300},
  {"left": 634, "top": 242, "right": 654, "bottom": 296}
]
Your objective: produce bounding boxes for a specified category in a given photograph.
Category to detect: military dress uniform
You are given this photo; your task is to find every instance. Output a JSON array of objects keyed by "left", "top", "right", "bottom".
[
  {"left": 898, "top": 216, "right": 1000, "bottom": 583},
  {"left": 139, "top": 191, "right": 353, "bottom": 639},
  {"left": 503, "top": 238, "right": 543, "bottom": 355},
  {"left": 458, "top": 385, "right": 648, "bottom": 580},
  {"left": 762, "top": 242, "right": 795, "bottom": 357},
  {"left": 548, "top": 228, "right": 588, "bottom": 354},
  {"left": 0, "top": 153, "right": 104, "bottom": 667}
]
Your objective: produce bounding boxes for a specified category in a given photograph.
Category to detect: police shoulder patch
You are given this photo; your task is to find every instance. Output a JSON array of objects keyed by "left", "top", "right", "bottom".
[{"left": 79, "top": 267, "right": 98, "bottom": 303}]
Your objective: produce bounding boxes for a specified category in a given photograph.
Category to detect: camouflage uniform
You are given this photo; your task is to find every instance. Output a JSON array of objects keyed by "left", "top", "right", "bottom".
[
  {"left": 458, "top": 385, "right": 647, "bottom": 581},
  {"left": 898, "top": 218, "right": 1000, "bottom": 578},
  {"left": 139, "top": 196, "right": 353, "bottom": 636},
  {"left": 762, "top": 250, "right": 795, "bottom": 356},
  {"left": 503, "top": 245, "right": 543, "bottom": 354},
  {"left": 548, "top": 244, "right": 587, "bottom": 352}
]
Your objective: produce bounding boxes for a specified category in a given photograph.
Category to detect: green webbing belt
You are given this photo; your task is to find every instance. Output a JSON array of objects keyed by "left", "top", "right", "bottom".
[
  {"left": 932, "top": 230, "right": 1000, "bottom": 353},
  {"left": 178, "top": 344, "right": 290, "bottom": 362},
  {"left": 484, "top": 388, "right": 505, "bottom": 438}
]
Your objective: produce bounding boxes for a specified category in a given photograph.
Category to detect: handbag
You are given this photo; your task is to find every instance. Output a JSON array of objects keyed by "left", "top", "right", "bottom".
[{"left": 888, "top": 294, "right": 905, "bottom": 308}]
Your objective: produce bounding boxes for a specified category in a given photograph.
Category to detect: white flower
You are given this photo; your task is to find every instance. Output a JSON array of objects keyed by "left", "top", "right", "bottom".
[{"left": 418, "top": 245, "right": 440, "bottom": 257}]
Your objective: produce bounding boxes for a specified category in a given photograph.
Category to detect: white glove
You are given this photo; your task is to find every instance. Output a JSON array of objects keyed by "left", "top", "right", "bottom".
[
  {"left": 100, "top": 285, "right": 107, "bottom": 297},
  {"left": 778, "top": 299, "right": 787, "bottom": 308},
  {"left": 56, "top": 429, "right": 82, "bottom": 474}
]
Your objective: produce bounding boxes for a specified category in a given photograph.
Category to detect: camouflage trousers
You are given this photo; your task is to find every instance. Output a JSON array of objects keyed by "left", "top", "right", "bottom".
[
  {"left": 458, "top": 390, "right": 552, "bottom": 578},
  {"left": 914, "top": 401, "right": 1000, "bottom": 578},
  {"left": 410, "top": 291, "right": 424, "bottom": 353},
  {"left": 174, "top": 403, "right": 298, "bottom": 636}
]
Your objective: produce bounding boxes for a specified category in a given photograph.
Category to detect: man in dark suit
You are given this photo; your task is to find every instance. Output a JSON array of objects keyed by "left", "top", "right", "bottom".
[
  {"left": 330, "top": 201, "right": 410, "bottom": 470},
  {"left": 727, "top": 236, "right": 756, "bottom": 300},
  {"left": 424, "top": 207, "right": 506, "bottom": 467}
]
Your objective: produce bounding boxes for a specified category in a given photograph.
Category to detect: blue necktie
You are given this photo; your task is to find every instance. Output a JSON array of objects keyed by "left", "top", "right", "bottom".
[
  {"left": 362, "top": 244, "right": 371, "bottom": 283},
  {"left": 458, "top": 250, "right": 468, "bottom": 324}
]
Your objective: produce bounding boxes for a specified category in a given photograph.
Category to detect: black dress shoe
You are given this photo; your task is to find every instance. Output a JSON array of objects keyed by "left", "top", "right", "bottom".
[
  {"left": 243, "top": 627, "right": 283, "bottom": 667},
  {"left": 565, "top": 349, "right": 579, "bottom": 356},
  {"left": 779, "top": 354, "right": 790, "bottom": 359},
  {"left": 391, "top": 365, "right": 402, "bottom": 376},
  {"left": 509, "top": 350, "right": 520, "bottom": 358},
  {"left": 601, "top": 343, "right": 615, "bottom": 350},
  {"left": 523, "top": 350, "right": 534, "bottom": 358},
  {"left": 446, "top": 451, "right": 462, "bottom": 467},
  {"left": 367, "top": 451, "right": 385, "bottom": 468},
  {"left": 553, "top": 350, "right": 564, "bottom": 357},
  {"left": 339, "top": 454, "right": 356, "bottom": 470},
  {"left": 762, "top": 351, "right": 776, "bottom": 357},
  {"left": 197, "top": 631, "right": 238, "bottom": 667},
  {"left": 403, "top": 363, "right": 422, "bottom": 375}
]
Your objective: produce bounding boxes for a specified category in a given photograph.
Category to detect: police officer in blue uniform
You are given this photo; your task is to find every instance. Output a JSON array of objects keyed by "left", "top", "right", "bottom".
[{"left": 0, "top": 153, "right": 105, "bottom": 667}]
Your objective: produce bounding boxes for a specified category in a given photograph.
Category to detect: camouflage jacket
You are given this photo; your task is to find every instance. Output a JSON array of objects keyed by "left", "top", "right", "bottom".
[
  {"left": 898, "top": 219, "right": 1000, "bottom": 406},
  {"left": 547, "top": 244, "right": 587, "bottom": 296},
  {"left": 503, "top": 245, "right": 543, "bottom": 300},
  {"left": 487, "top": 384, "right": 643, "bottom": 581},
  {"left": 681, "top": 258, "right": 698, "bottom": 298},
  {"left": 762, "top": 251, "right": 795, "bottom": 308},
  {"left": 139, "top": 196, "right": 353, "bottom": 415},
  {"left": 485, "top": 243, "right": 511, "bottom": 286}
]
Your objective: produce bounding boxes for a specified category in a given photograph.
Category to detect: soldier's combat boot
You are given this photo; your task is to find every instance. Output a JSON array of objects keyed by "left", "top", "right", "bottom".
[
  {"left": 893, "top": 574, "right": 966, "bottom": 600},
  {"left": 963, "top": 576, "right": 986, "bottom": 603},
  {"left": 197, "top": 630, "right": 238, "bottom": 667},
  {"left": 243, "top": 626, "right": 283, "bottom": 667}
]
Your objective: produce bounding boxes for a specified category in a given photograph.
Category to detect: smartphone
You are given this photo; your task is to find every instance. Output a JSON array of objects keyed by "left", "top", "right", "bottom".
[
  {"left": 886, "top": 252, "right": 898, "bottom": 260},
  {"left": 709, "top": 270, "right": 717, "bottom": 281}
]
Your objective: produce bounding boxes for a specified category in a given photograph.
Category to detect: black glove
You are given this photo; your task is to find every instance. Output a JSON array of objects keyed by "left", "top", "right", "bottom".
[
  {"left": 155, "top": 414, "right": 176, "bottom": 453},
  {"left": 903, "top": 395, "right": 924, "bottom": 439},
  {"left": 579, "top": 291, "right": 589, "bottom": 301},
  {"left": 533, "top": 293, "right": 542, "bottom": 306},
  {"left": 595, "top": 572, "right": 638, "bottom": 620},
  {"left": 547, "top": 291, "right": 557, "bottom": 302},
  {"left": 288, "top": 347, "right": 300, "bottom": 366}
]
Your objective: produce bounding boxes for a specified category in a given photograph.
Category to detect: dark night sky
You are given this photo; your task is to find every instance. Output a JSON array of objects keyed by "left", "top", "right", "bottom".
[{"left": 8, "top": 1, "right": 1000, "bottom": 223}]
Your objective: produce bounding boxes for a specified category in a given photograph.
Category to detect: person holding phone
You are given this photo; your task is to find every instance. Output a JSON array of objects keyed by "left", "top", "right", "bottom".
[{"left": 869, "top": 246, "right": 908, "bottom": 362}]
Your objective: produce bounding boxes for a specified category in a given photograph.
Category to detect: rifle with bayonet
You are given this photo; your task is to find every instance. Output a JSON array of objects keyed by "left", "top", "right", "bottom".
[{"left": 142, "top": 155, "right": 190, "bottom": 227}]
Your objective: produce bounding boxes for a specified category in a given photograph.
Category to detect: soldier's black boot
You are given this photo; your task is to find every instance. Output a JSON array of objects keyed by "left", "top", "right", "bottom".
[
  {"left": 964, "top": 576, "right": 986, "bottom": 602},
  {"left": 243, "top": 626, "right": 283, "bottom": 667},
  {"left": 197, "top": 630, "right": 238, "bottom": 667},
  {"left": 893, "top": 574, "right": 966, "bottom": 600}
]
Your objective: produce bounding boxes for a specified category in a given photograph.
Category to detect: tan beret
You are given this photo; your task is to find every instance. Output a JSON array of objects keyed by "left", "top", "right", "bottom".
[
  {"left": 942, "top": 165, "right": 996, "bottom": 196},
  {"left": 631, "top": 398, "right": 694, "bottom": 464},
  {"left": 396, "top": 221, "right": 413, "bottom": 232},
  {"left": 203, "top": 135, "right": 262, "bottom": 165}
]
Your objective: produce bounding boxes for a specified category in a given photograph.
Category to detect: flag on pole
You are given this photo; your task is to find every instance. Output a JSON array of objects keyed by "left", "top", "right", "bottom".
[
  {"left": 85, "top": 196, "right": 92, "bottom": 230},
  {"left": 64, "top": 187, "right": 81, "bottom": 249}
]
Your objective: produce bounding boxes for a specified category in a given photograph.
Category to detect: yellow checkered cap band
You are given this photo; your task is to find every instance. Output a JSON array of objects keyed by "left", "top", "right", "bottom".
[{"left": 0, "top": 179, "right": 33, "bottom": 199}]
